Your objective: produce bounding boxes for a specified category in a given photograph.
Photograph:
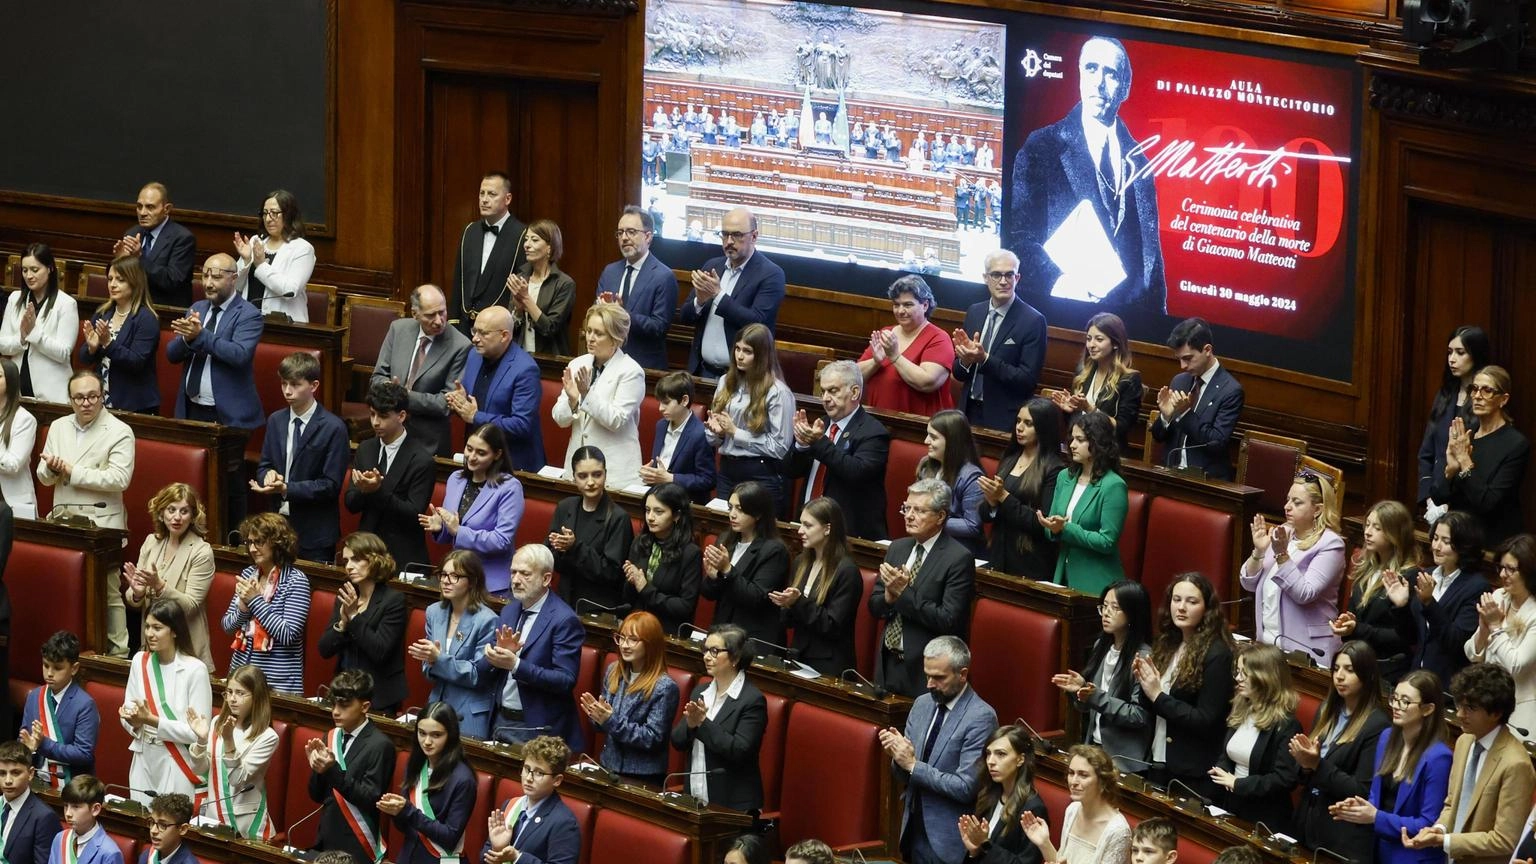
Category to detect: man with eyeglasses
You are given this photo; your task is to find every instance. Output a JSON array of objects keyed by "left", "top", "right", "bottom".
[
  {"left": 595, "top": 206, "right": 677, "bottom": 370},
  {"left": 371, "top": 284, "right": 472, "bottom": 456},
  {"left": 450, "top": 172, "right": 528, "bottom": 337},
  {"left": 37, "top": 369, "right": 135, "bottom": 656},
  {"left": 952, "top": 249, "right": 1048, "bottom": 432},
  {"left": 112, "top": 182, "right": 196, "bottom": 308},
  {"left": 478, "top": 545, "right": 584, "bottom": 750},
  {"left": 678, "top": 206, "right": 785, "bottom": 379},
  {"left": 869, "top": 478, "right": 977, "bottom": 698},
  {"left": 446, "top": 305, "right": 544, "bottom": 472},
  {"left": 785, "top": 360, "right": 891, "bottom": 539}
]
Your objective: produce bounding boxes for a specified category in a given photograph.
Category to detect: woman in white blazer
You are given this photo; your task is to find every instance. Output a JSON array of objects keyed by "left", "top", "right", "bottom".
[
  {"left": 552, "top": 304, "right": 645, "bottom": 489},
  {"left": 191, "top": 664, "right": 280, "bottom": 841},
  {"left": 0, "top": 359, "right": 38, "bottom": 519},
  {"left": 0, "top": 243, "right": 79, "bottom": 404},
  {"left": 121, "top": 598, "right": 214, "bottom": 805},
  {"left": 234, "top": 189, "right": 316, "bottom": 322},
  {"left": 1466, "top": 533, "right": 1536, "bottom": 742}
]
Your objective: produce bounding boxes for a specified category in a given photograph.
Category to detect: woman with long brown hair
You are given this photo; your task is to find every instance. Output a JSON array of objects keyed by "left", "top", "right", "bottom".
[
  {"left": 1053, "top": 313, "right": 1143, "bottom": 451},
  {"left": 769, "top": 496, "right": 861, "bottom": 677},
  {"left": 958, "top": 725, "right": 1049, "bottom": 863},
  {"left": 706, "top": 322, "right": 794, "bottom": 502},
  {"left": 79, "top": 254, "right": 160, "bottom": 413},
  {"left": 1208, "top": 643, "right": 1301, "bottom": 828},
  {"left": 1331, "top": 500, "right": 1421, "bottom": 682},
  {"left": 980, "top": 398, "right": 1066, "bottom": 581},
  {"left": 580, "top": 611, "right": 680, "bottom": 787},
  {"left": 917, "top": 408, "right": 986, "bottom": 557},
  {"left": 0, "top": 359, "right": 39, "bottom": 518}
]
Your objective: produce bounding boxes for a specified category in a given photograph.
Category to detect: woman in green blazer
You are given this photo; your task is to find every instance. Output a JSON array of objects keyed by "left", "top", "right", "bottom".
[{"left": 1038, "top": 411, "right": 1127, "bottom": 595}]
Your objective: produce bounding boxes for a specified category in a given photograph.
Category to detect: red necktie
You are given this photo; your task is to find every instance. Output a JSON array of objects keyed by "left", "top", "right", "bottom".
[{"left": 809, "top": 423, "right": 840, "bottom": 501}]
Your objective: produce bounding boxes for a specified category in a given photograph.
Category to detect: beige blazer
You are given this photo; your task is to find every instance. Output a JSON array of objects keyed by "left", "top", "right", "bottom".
[
  {"left": 1436, "top": 726, "right": 1536, "bottom": 863},
  {"left": 126, "top": 534, "right": 217, "bottom": 671}
]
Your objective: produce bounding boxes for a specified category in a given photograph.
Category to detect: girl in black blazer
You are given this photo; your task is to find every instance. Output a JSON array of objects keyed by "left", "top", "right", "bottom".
[
  {"left": 1132, "top": 571, "right": 1235, "bottom": 799},
  {"left": 1330, "top": 500, "right": 1421, "bottom": 682},
  {"left": 318, "top": 532, "right": 410, "bottom": 714},
  {"left": 702, "top": 481, "right": 790, "bottom": 647},
  {"left": 1052, "top": 579, "right": 1154, "bottom": 765},
  {"left": 979, "top": 398, "right": 1065, "bottom": 582},
  {"left": 958, "top": 725, "right": 1050, "bottom": 864},
  {"left": 78, "top": 255, "right": 161, "bottom": 414},
  {"left": 1290, "top": 640, "right": 1392, "bottom": 862},
  {"left": 623, "top": 482, "right": 701, "bottom": 637},
  {"left": 1208, "top": 643, "right": 1301, "bottom": 828},
  {"left": 549, "top": 446, "right": 635, "bottom": 612},
  {"left": 1052, "top": 313, "right": 1144, "bottom": 451},
  {"left": 770, "top": 497, "right": 861, "bottom": 677},
  {"left": 670, "top": 624, "right": 767, "bottom": 811},
  {"left": 377, "top": 702, "right": 478, "bottom": 864}
]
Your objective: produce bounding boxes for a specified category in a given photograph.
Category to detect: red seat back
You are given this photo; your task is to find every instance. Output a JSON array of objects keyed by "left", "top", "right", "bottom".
[
  {"left": 884, "top": 439, "right": 927, "bottom": 538},
  {"left": 128, "top": 439, "right": 211, "bottom": 554},
  {"left": 157, "top": 330, "right": 181, "bottom": 419},
  {"left": 304, "top": 589, "right": 339, "bottom": 697},
  {"left": 665, "top": 665, "right": 699, "bottom": 775},
  {"left": 1140, "top": 497, "right": 1235, "bottom": 612},
  {"left": 1118, "top": 488, "right": 1149, "bottom": 581},
  {"left": 576, "top": 645, "right": 602, "bottom": 753},
  {"left": 462, "top": 770, "right": 496, "bottom": 863},
  {"left": 589, "top": 808, "right": 690, "bottom": 864},
  {"left": 405, "top": 607, "right": 432, "bottom": 710},
  {"left": 854, "top": 568, "right": 878, "bottom": 679},
  {"left": 343, "top": 300, "right": 402, "bottom": 371},
  {"left": 338, "top": 471, "right": 363, "bottom": 540},
  {"left": 207, "top": 570, "right": 240, "bottom": 675},
  {"left": 1296, "top": 688, "right": 1323, "bottom": 735},
  {"left": 262, "top": 719, "right": 293, "bottom": 828},
  {"left": 776, "top": 703, "right": 882, "bottom": 849},
  {"left": 638, "top": 395, "right": 663, "bottom": 459},
  {"left": 969, "top": 598, "right": 1064, "bottom": 735},
  {"left": 1035, "top": 773, "right": 1071, "bottom": 839},
  {"left": 9, "top": 540, "right": 88, "bottom": 669},
  {"left": 283, "top": 726, "right": 329, "bottom": 841},
  {"left": 106, "top": 833, "right": 138, "bottom": 864},
  {"left": 426, "top": 479, "right": 453, "bottom": 563},
  {"left": 248, "top": 343, "right": 323, "bottom": 459},
  {"left": 759, "top": 691, "right": 789, "bottom": 813},
  {"left": 385, "top": 750, "right": 412, "bottom": 853},
  {"left": 540, "top": 378, "right": 568, "bottom": 468},
  {"left": 83, "top": 681, "right": 132, "bottom": 788},
  {"left": 519, "top": 496, "right": 556, "bottom": 552}
]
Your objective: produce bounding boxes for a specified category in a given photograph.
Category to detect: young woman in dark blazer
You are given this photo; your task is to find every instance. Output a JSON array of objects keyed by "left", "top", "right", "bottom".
[
  {"left": 702, "top": 481, "right": 790, "bottom": 646},
  {"left": 1208, "top": 643, "right": 1301, "bottom": 828},
  {"left": 1052, "top": 312, "right": 1144, "bottom": 451},
  {"left": 377, "top": 702, "right": 477, "bottom": 864},
  {"left": 1052, "top": 579, "right": 1153, "bottom": 766},
  {"left": 979, "top": 398, "right": 1065, "bottom": 582},
  {"left": 769, "top": 496, "right": 860, "bottom": 677},
  {"left": 1290, "top": 640, "right": 1392, "bottom": 863},
  {"left": 1330, "top": 500, "right": 1421, "bottom": 683},
  {"left": 79, "top": 254, "right": 160, "bottom": 414},
  {"left": 318, "top": 531, "right": 408, "bottom": 714},
  {"left": 623, "top": 482, "right": 702, "bottom": 636},
  {"left": 1416, "top": 325, "right": 1489, "bottom": 507},
  {"left": 1132, "top": 571, "right": 1235, "bottom": 798},
  {"left": 958, "top": 725, "right": 1050, "bottom": 864},
  {"left": 670, "top": 624, "right": 767, "bottom": 811},
  {"left": 548, "top": 446, "right": 635, "bottom": 612}
]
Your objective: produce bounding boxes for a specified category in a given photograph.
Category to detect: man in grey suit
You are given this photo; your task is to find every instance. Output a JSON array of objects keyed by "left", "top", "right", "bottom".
[
  {"left": 371, "top": 284, "right": 472, "bottom": 456},
  {"left": 879, "top": 636, "right": 996, "bottom": 864}
]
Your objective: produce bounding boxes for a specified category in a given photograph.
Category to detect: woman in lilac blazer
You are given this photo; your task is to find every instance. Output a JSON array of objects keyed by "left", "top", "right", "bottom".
[
  {"left": 1239, "top": 471, "right": 1347, "bottom": 665},
  {"left": 420, "top": 424, "right": 524, "bottom": 595}
]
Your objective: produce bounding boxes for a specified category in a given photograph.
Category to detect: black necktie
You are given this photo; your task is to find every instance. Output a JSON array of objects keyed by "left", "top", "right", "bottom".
[
  {"left": 1097, "top": 140, "right": 1117, "bottom": 212},
  {"left": 142, "top": 231, "right": 154, "bottom": 258},
  {"left": 185, "top": 304, "right": 222, "bottom": 398},
  {"left": 482, "top": 222, "right": 499, "bottom": 235},
  {"left": 620, "top": 265, "right": 635, "bottom": 303},
  {"left": 921, "top": 702, "right": 949, "bottom": 762},
  {"left": 377, "top": 444, "right": 388, "bottom": 477}
]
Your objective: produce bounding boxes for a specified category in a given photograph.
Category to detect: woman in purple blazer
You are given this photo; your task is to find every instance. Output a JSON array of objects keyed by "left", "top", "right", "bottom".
[
  {"left": 420, "top": 424, "right": 524, "bottom": 595},
  {"left": 1239, "top": 471, "right": 1347, "bottom": 665}
]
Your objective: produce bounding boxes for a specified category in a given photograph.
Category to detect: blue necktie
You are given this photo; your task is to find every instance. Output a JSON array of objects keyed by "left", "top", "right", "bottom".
[{"left": 184, "top": 304, "right": 222, "bottom": 398}]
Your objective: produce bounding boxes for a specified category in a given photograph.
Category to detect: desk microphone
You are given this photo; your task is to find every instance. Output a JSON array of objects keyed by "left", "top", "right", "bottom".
[
  {"left": 195, "top": 783, "right": 257, "bottom": 834},
  {"left": 660, "top": 768, "right": 724, "bottom": 809},
  {"left": 281, "top": 802, "right": 328, "bottom": 853},
  {"left": 838, "top": 668, "right": 889, "bottom": 700},
  {"left": 491, "top": 725, "right": 552, "bottom": 754},
  {"left": 227, "top": 530, "right": 245, "bottom": 546},
  {"left": 104, "top": 784, "right": 158, "bottom": 813},
  {"left": 677, "top": 623, "right": 708, "bottom": 642},
  {"left": 1310, "top": 846, "right": 1350, "bottom": 864},
  {"left": 569, "top": 754, "right": 615, "bottom": 784},
  {"left": 46, "top": 502, "right": 106, "bottom": 527},
  {"left": 1166, "top": 778, "right": 1210, "bottom": 811},
  {"left": 1110, "top": 753, "right": 1156, "bottom": 777},
  {"left": 1253, "top": 821, "right": 1298, "bottom": 853},
  {"left": 1165, "top": 440, "right": 1216, "bottom": 476},
  {"left": 1014, "top": 716, "right": 1059, "bottom": 755},
  {"left": 396, "top": 706, "right": 424, "bottom": 724},
  {"left": 1273, "top": 633, "right": 1326, "bottom": 666},
  {"left": 746, "top": 637, "right": 798, "bottom": 671},
  {"left": 309, "top": 684, "right": 333, "bottom": 707},
  {"left": 400, "top": 562, "right": 434, "bottom": 583},
  {"left": 576, "top": 599, "right": 631, "bottom": 626}
]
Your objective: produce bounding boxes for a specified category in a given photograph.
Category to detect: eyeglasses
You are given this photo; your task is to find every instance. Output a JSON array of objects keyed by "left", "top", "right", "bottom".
[
  {"left": 1387, "top": 694, "right": 1422, "bottom": 708},
  {"left": 435, "top": 569, "right": 464, "bottom": 583},
  {"left": 985, "top": 270, "right": 1017, "bottom": 281},
  {"left": 521, "top": 765, "right": 552, "bottom": 781},
  {"left": 150, "top": 820, "right": 181, "bottom": 831},
  {"left": 899, "top": 503, "right": 939, "bottom": 515},
  {"left": 1096, "top": 604, "right": 1122, "bottom": 616},
  {"left": 702, "top": 646, "right": 728, "bottom": 657},
  {"left": 614, "top": 228, "right": 649, "bottom": 238},
  {"left": 613, "top": 633, "right": 641, "bottom": 646},
  {"left": 70, "top": 393, "right": 103, "bottom": 405},
  {"left": 1470, "top": 384, "right": 1505, "bottom": 396},
  {"left": 1500, "top": 562, "right": 1521, "bottom": 574},
  {"left": 201, "top": 268, "right": 234, "bottom": 279},
  {"left": 261, "top": 209, "right": 284, "bottom": 218},
  {"left": 1295, "top": 470, "right": 1322, "bottom": 486},
  {"left": 720, "top": 231, "right": 750, "bottom": 242}
]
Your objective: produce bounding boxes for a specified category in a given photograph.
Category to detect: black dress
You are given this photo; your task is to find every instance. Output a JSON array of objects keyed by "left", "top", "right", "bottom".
[
  {"left": 979, "top": 454, "right": 1063, "bottom": 581},
  {"left": 1427, "top": 423, "right": 1530, "bottom": 544}
]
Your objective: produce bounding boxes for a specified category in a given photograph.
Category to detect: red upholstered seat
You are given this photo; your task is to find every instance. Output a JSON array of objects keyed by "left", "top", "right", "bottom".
[
  {"left": 8, "top": 540, "right": 88, "bottom": 683},
  {"left": 776, "top": 703, "right": 882, "bottom": 850},
  {"left": 384, "top": 750, "right": 411, "bottom": 853},
  {"left": 1140, "top": 497, "right": 1235, "bottom": 610},
  {"left": 461, "top": 770, "right": 496, "bottom": 864},
  {"left": 262, "top": 719, "right": 293, "bottom": 830},
  {"left": 968, "top": 599, "right": 1064, "bottom": 736},
  {"left": 206, "top": 570, "right": 240, "bottom": 675},
  {"left": 854, "top": 568, "right": 878, "bottom": 679},
  {"left": 1035, "top": 773, "right": 1070, "bottom": 839},
  {"left": 884, "top": 438, "right": 927, "bottom": 538},
  {"left": 520, "top": 496, "right": 556, "bottom": 551},
  {"left": 1296, "top": 688, "right": 1323, "bottom": 735},
  {"left": 759, "top": 691, "right": 789, "bottom": 813},
  {"left": 247, "top": 343, "right": 322, "bottom": 460},
  {"left": 404, "top": 607, "right": 431, "bottom": 710},
  {"left": 304, "top": 589, "right": 339, "bottom": 698},
  {"left": 157, "top": 330, "right": 181, "bottom": 419},
  {"left": 82, "top": 680, "right": 132, "bottom": 789},
  {"left": 338, "top": 472, "right": 362, "bottom": 540},
  {"left": 127, "top": 439, "right": 211, "bottom": 553},
  {"left": 638, "top": 394, "right": 663, "bottom": 459},
  {"left": 427, "top": 479, "right": 452, "bottom": 564},
  {"left": 576, "top": 645, "right": 602, "bottom": 753},
  {"left": 589, "top": 807, "right": 690, "bottom": 864},
  {"left": 664, "top": 665, "right": 699, "bottom": 775},
  {"left": 1119, "top": 489, "right": 1149, "bottom": 582},
  {"left": 540, "top": 378, "right": 569, "bottom": 468},
  {"left": 282, "top": 725, "right": 329, "bottom": 842},
  {"left": 106, "top": 834, "right": 138, "bottom": 864}
]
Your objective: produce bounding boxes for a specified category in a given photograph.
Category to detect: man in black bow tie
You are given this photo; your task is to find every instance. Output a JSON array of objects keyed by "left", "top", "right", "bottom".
[{"left": 451, "top": 172, "right": 529, "bottom": 337}]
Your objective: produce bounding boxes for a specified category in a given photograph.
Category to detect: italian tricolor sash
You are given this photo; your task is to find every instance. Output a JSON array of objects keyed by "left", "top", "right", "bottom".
[
  {"left": 207, "top": 725, "right": 274, "bottom": 842},
  {"left": 55, "top": 831, "right": 78, "bottom": 864},
  {"left": 230, "top": 568, "right": 281, "bottom": 653},
  {"left": 37, "top": 688, "right": 66, "bottom": 789},
  {"left": 409, "top": 763, "right": 463, "bottom": 864},
  {"left": 328, "top": 727, "right": 385, "bottom": 863},
  {"left": 141, "top": 653, "right": 205, "bottom": 791}
]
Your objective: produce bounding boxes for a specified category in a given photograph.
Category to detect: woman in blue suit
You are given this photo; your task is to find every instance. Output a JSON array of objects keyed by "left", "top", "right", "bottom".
[
  {"left": 78, "top": 255, "right": 160, "bottom": 414},
  {"left": 1330, "top": 668, "right": 1452, "bottom": 864},
  {"left": 1039, "top": 411, "right": 1127, "bottom": 597},
  {"left": 420, "top": 423, "right": 524, "bottom": 595},
  {"left": 408, "top": 550, "right": 500, "bottom": 740},
  {"left": 579, "top": 611, "right": 679, "bottom": 787}
]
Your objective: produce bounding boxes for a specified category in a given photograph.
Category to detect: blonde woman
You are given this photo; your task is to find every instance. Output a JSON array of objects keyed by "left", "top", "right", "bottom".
[
  {"left": 552, "top": 304, "right": 645, "bottom": 489},
  {"left": 1208, "top": 643, "right": 1301, "bottom": 828},
  {"left": 705, "top": 323, "right": 794, "bottom": 501},
  {"left": 1239, "top": 471, "right": 1346, "bottom": 665},
  {"left": 124, "top": 483, "right": 217, "bottom": 670},
  {"left": 1331, "top": 500, "right": 1421, "bottom": 682},
  {"left": 1466, "top": 533, "right": 1536, "bottom": 742}
]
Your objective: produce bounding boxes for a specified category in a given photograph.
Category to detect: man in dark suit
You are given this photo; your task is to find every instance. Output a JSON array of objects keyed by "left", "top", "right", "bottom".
[
  {"left": 1008, "top": 37, "right": 1166, "bottom": 311},
  {"left": 345, "top": 381, "right": 435, "bottom": 569},
  {"left": 951, "top": 249, "right": 1049, "bottom": 433},
  {"left": 677, "top": 206, "right": 786, "bottom": 378},
  {"left": 307, "top": 670, "right": 395, "bottom": 864},
  {"left": 371, "top": 284, "right": 472, "bottom": 457},
  {"left": 113, "top": 183, "right": 196, "bottom": 308},
  {"left": 878, "top": 637, "right": 996, "bottom": 864},
  {"left": 785, "top": 360, "right": 891, "bottom": 539},
  {"left": 478, "top": 545, "right": 585, "bottom": 750},
  {"left": 253, "top": 352, "right": 351, "bottom": 564},
  {"left": 869, "top": 479, "right": 977, "bottom": 698},
  {"left": 1149, "top": 317, "right": 1244, "bottom": 480},
  {"left": 638, "top": 371, "right": 716, "bottom": 504},
  {"left": 596, "top": 206, "right": 677, "bottom": 370},
  {"left": 0, "top": 740, "right": 54, "bottom": 864},
  {"left": 450, "top": 172, "right": 529, "bottom": 337},
  {"left": 446, "top": 306, "right": 544, "bottom": 472},
  {"left": 482, "top": 736, "right": 581, "bottom": 864}
]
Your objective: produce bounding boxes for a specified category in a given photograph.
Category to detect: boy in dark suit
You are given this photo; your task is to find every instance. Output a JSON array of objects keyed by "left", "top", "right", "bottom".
[
  {"left": 483, "top": 736, "right": 581, "bottom": 864},
  {"left": 50, "top": 775, "right": 124, "bottom": 864},
  {"left": 19, "top": 631, "right": 98, "bottom": 787},
  {"left": 253, "top": 352, "right": 351, "bottom": 563},
  {"left": 307, "top": 670, "right": 396, "bottom": 864},
  {"left": 136, "top": 794, "right": 194, "bottom": 864},
  {"left": 1149, "top": 317, "right": 1244, "bottom": 481},
  {"left": 638, "top": 372, "right": 715, "bottom": 504},
  {"left": 0, "top": 741, "right": 54, "bottom": 864},
  {"left": 344, "top": 381, "right": 435, "bottom": 569}
]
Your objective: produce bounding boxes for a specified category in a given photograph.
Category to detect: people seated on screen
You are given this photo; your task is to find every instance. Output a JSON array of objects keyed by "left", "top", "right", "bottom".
[
  {"left": 679, "top": 207, "right": 786, "bottom": 379},
  {"left": 51, "top": 775, "right": 124, "bottom": 864},
  {"left": 639, "top": 372, "right": 717, "bottom": 505},
  {"left": 1417, "top": 325, "right": 1490, "bottom": 510},
  {"left": 1331, "top": 500, "right": 1422, "bottom": 684},
  {"left": 1208, "top": 643, "right": 1302, "bottom": 828},
  {"left": 981, "top": 398, "right": 1066, "bottom": 582},
  {"left": 19, "top": 630, "right": 98, "bottom": 786},
  {"left": 2, "top": 242, "right": 80, "bottom": 405},
  {"left": 1409, "top": 510, "right": 1488, "bottom": 687},
  {"left": 0, "top": 359, "right": 38, "bottom": 520},
  {"left": 234, "top": 189, "right": 315, "bottom": 322},
  {"left": 319, "top": 532, "right": 409, "bottom": 716},
  {"left": 190, "top": 664, "right": 279, "bottom": 841},
  {"left": 306, "top": 669, "right": 395, "bottom": 864},
  {"left": 1052, "top": 579, "right": 1154, "bottom": 766},
  {"left": 483, "top": 736, "right": 581, "bottom": 864},
  {"left": 1149, "top": 318, "right": 1244, "bottom": 481},
  {"left": 123, "top": 599, "right": 213, "bottom": 803},
  {"left": 125, "top": 483, "right": 217, "bottom": 670},
  {"left": 957, "top": 724, "right": 1050, "bottom": 864},
  {"left": 420, "top": 423, "right": 524, "bottom": 596},
  {"left": 580, "top": 610, "right": 680, "bottom": 787},
  {"left": 409, "top": 550, "right": 500, "bottom": 740},
  {"left": 624, "top": 482, "right": 703, "bottom": 637},
  {"left": 79, "top": 254, "right": 160, "bottom": 414},
  {"left": 916, "top": 409, "right": 986, "bottom": 559},
  {"left": 1428, "top": 365, "right": 1529, "bottom": 545},
  {"left": 671, "top": 623, "right": 768, "bottom": 811},
  {"left": 251, "top": 351, "right": 350, "bottom": 564},
  {"left": 1021, "top": 744, "right": 1132, "bottom": 864},
  {"left": 221, "top": 512, "right": 312, "bottom": 695},
  {"left": 769, "top": 497, "right": 861, "bottom": 678},
  {"left": 549, "top": 446, "right": 635, "bottom": 613},
  {"left": 858, "top": 275, "right": 955, "bottom": 418},
  {"left": 553, "top": 305, "right": 644, "bottom": 488},
  {"left": 1239, "top": 471, "right": 1346, "bottom": 665},
  {"left": 1040, "top": 412, "right": 1128, "bottom": 596},
  {"left": 705, "top": 323, "right": 795, "bottom": 502},
  {"left": 785, "top": 360, "right": 891, "bottom": 541},
  {"left": 137, "top": 793, "right": 195, "bottom": 864},
  {"left": 480, "top": 544, "right": 585, "bottom": 750},
  {"left": 1052, "top": 313, "right": 1143, "bottom": 452},
  {"left": 1465, "top": 534, "right": 1536, "bottom": 744},
  {"left": 377, "top": 703, "right": 477, "bottom": 864}
]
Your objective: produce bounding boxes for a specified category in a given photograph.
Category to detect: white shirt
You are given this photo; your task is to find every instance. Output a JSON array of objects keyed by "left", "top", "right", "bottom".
[
  {"left": 658, "top": 418, "right": 686, "bottom": 467},
  {"left": 906, "top": 533, "right": 940, "bottom": 572},
  {"left": 1227, "top": 719, "right": 1260, "bottom": 778},
  {"left": 340, "top": 719, "right": 370, "bottom": 759},
  {"left": 1151, "top": 644, "right": 1185, "bottom": 763},
  {"left": 482, "top": 212, "right": 511, "bottom": 273},
  {"left": 379, "top": 431, "right": 408, "bottom": 475},
  {"left": 1174, "top": 359, "right": 1222, "bottom": 468},
  {"left": 1090, "top": 646, "right": 1121, "bottom": 744},
  {"left": 800, "top": 409, "right": 852, "bottom": 505},
  {"left": 1066, "top": 479, "right": 1090, "bottom": 520},
  {"left": 699, "top": 254, "right": 751, "bottom": 368},
  {"left": 689, "top": 672, "right": 747, "bottom": 802},
  {"left": 1433, "top": 566, "right": 1462, "bottom": 602},
  {"left": 280, "top": 400, "right": 320, "bottom": 515},
  {"left": 1081, "top": 114, "right": 1122, "bottom": 188},
  {"left": 0, "top": 786, "right": 31, "bottom": 849},
  {"left": 501, "top": 592, "right": 549, "bottom": 710}
]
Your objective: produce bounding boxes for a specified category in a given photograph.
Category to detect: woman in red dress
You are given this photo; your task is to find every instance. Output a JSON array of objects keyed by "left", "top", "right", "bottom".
[{"left": 857, "top": 275, "right": 955, "bottom": 417}]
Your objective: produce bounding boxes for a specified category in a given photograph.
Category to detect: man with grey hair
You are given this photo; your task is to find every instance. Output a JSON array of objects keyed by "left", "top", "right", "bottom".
[
  {"left": 785, "top": 359, "right": 891, "bottom": 539},
  {"left": 371, "top": 283, "right": 472, "bottom": 455},
  {"left": 879, "top": 635, "right": 995, "bottom": 864},
  {"left": 479, "top": 543, "right": 584, "bottom": 749},
  {"left": 869, "top": 478, "right": 977, "bottom": 698},
  {"left": 952, "top": 248, "right": 1047, "bottom": 432},
  {"left": 678, "top": 205, "right": 785, "bottom": 378}
]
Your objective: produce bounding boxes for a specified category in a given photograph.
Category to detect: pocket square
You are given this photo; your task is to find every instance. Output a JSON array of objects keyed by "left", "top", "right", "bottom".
[{"left": 1003, "top": 337, "right": 1016, "bottom": 345}]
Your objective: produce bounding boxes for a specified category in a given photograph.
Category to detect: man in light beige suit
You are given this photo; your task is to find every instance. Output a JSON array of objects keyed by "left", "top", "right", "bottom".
[{"left": 1402, "top": 663, "right": 1536, "bottom": 863}]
